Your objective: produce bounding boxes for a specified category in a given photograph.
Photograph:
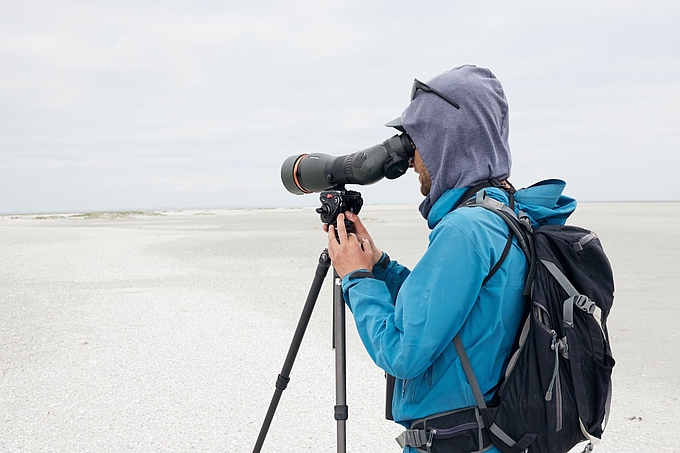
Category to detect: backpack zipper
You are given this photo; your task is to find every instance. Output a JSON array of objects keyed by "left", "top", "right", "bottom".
[
  {"left": 555, "top": 369, "right": 563, "bottom": 432},
  {"left": 545, "top": 330, "right": 559, "bottom": 401},
  {"left": 545, "top": 331, "right": 566, "bottom": 433},
  {"left": 429, "top": 421, "right": 479, "bottom": 438}
]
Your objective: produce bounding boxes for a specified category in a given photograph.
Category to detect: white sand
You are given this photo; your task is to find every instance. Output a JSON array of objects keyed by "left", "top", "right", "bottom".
[{"left": 1, "top": 203, "right": 678, "bottom": 452}]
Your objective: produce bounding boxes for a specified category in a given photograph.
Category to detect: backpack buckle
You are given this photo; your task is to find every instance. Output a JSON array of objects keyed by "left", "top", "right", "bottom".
[{"left": 574, "top": 295, "right": 596, "bottom": 314}]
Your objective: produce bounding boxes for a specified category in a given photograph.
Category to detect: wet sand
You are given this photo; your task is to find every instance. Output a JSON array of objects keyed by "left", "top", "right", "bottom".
[{"left": 1, "top": 203, "right": 678, "bottom": 452}]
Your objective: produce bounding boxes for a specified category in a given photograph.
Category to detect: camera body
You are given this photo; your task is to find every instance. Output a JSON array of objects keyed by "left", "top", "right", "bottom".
[{"left": 316, "top": 189, "right": 363, "bottom": 231}]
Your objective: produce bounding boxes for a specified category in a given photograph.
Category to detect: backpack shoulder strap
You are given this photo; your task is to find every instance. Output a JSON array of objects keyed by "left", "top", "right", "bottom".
[
  {"left": 453, "top": 335, "right": 487, "bottom": 410},
  {"left": 459, "top": 189, "right": 536, "bottom": 293},
  {"left": 460, "top": 190, "right": 533, "bottom": 258},
  {"left": 453, "top": 188, "right": 537, "bottom": 413},
  {"left": 485, "top": 231, "right": 514, "bottom": 285}
]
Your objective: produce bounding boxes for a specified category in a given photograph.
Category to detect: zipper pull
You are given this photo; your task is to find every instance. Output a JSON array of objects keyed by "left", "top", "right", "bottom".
[
  {"left": 546, "top": 330, "right": 559, "bottom": 401},
  {"left": 426, "top": 429, "right": 436, "bottom": 450}
]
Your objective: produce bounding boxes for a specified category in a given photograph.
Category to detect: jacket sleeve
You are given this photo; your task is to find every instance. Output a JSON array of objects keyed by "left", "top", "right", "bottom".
[
  {"left": 342, "top": 221, "right": 489, "bottom": 379},
  {"left": 369, "top": 252, "right": 411, "bottom": 302}
]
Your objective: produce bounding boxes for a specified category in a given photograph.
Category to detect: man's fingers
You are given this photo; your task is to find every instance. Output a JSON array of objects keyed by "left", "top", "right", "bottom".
[
  {"left": 345, "top": 212, "right": 365, "bottom": 232},
  {"left": 328, "top": 225, "right": 339, "bottom": 248},
  {"left": 336, "top": 214, "right": 347, "bottom": 243},
  {"left": 361, "top": 238, "right": 372, "bottom": 255},
  {"left": 345, "top": 212, "right": 372, "bottom": 241}
]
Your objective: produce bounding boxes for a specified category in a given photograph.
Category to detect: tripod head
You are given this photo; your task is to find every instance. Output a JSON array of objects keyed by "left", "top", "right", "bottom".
[{"left": 316, "top": 186, "right": 363, "bottom": 233}]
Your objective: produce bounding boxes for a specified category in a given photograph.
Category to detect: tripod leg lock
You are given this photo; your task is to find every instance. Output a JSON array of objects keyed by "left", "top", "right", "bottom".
[
  {"left": 334, "top": 405, "right": 348, "bottom": 421},
  {"left": 317, "top": 250, "right": 331, "bottom": 275},
  {"left": 275, "top": 374, "right": 291, "bottom": 391}
]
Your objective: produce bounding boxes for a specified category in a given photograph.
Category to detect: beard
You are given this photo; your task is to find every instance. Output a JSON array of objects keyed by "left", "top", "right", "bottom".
[{"left": 419, "top": 172, "right": 432, "bottom": 196}]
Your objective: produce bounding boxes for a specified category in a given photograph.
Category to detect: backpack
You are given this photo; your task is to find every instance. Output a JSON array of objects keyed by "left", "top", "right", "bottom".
[{"left": 453, "top": 186, "right": 616, "bottom": 453}]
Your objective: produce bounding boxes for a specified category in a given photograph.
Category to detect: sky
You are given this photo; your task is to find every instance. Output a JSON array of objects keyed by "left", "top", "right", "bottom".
[{"left": 1, "top": 0, "right": 678, "bottom": 214}]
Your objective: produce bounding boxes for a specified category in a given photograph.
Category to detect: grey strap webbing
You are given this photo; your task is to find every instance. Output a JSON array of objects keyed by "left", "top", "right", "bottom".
[
  {"left": 395, "top": 428, "right": 429, "bottom": 449},
  {"left": 453, "top": 335, "right": 487, "bottom": 410},
  {"left": 540, "top": 259, "right": 596, "bottom": 327},
  {"left": 604, "top": 374, "right": 613, "bottom": 431},
  {"left": 463, "top": 193, "right": 532, "bottom": 258},
  {"left": 454, "top": 335, "right": 525, "bottom": 450},
  {"left": 489, "top": 423, "right": 516, "bottom": 447},
  {"left": 573, "top": 231, "right": 598, "bottom": 252},
  {"left": 460, "top": 192, "right": 534, "bottom": 296},
  {"left": 540, "top": 259, "right": 578, "bottom": 296}
]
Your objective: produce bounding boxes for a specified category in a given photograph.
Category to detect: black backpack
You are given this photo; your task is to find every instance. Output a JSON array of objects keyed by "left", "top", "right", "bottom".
[{"left": 454, "top": 187, "right": 616, "bottom": 453}]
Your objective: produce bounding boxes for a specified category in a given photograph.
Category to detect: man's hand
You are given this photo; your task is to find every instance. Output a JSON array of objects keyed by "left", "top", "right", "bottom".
[
  {"left": 344, "top": 211, "right": 383, "bottom": 265},
  {"left": 327, "top": 213, "right": 376, "bottom": 279},
  {"left": 323, "top": 211, "right": 383, "bottom": 265}
]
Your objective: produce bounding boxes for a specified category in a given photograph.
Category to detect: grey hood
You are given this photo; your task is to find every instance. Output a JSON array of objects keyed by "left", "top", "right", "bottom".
[{"left": 399, "top": 65, "right": 511, "bottom": 218}]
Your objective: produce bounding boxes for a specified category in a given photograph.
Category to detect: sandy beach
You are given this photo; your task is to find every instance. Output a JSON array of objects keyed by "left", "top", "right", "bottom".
[{"left": 1, "top": 203, "right": 678, "bottom": 452}]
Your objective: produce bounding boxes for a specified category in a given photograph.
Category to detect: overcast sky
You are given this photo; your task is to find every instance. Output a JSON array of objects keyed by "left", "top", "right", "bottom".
[{"left": 1, "top": 0, "right": 678, "bottom": 214}]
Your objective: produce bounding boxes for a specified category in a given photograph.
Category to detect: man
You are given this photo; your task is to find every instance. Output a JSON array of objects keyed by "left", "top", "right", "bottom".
[{"left": 327, "top": 65, "right": 576, "bottom": 452}]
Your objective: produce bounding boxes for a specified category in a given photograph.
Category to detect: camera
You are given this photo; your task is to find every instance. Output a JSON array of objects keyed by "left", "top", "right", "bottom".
[{"left": 280, "top": 133, "right": 415, "bottom": 195}]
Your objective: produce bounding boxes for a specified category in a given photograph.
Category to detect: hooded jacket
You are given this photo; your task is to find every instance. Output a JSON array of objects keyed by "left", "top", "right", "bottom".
[
  {"left": 402, "top": 65, "right": 511, "bottom": 218},
  {"left": 340, "top": 65, "right": 577, "bottom": 452},
  {"left": 342, "top": 183, "right": 576, "bottom": 453}
]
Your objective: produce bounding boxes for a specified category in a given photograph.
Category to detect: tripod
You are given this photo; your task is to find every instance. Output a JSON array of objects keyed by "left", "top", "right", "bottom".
[{"left": 252, "top": 249, "right": 350, "bottom": 452}]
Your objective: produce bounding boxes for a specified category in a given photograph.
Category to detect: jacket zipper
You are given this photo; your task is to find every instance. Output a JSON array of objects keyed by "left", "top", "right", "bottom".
[{"left": 401, "top": 369, "right": 433, "bottom": 403}]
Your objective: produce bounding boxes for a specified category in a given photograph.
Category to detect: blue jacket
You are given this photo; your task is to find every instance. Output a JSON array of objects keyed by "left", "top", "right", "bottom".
[{"left": 342, "top": 180, "right": 576, "bottom": 452}]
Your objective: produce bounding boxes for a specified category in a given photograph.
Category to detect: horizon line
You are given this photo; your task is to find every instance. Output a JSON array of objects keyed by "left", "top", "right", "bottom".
[{"left": 2, "top": 199, "right": 680, "bottom": 217}]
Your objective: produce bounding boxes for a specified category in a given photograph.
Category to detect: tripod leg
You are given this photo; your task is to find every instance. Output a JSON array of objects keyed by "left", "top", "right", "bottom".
[
  {"left": 333, "top": 268, "right": 348, "bottom": 453},
  {"left": 252, "top": 250, "right": 332, "bottom": 453}
]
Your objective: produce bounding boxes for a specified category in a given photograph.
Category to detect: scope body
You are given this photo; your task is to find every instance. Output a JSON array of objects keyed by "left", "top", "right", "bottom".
[{"left": 281, "top": 134, "right": 414, "bottom": 195}]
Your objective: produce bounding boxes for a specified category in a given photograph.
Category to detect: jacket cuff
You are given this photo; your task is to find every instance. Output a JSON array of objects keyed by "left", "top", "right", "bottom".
[
  {"left": 345, "top": 269, "right": 374, "bottom": 280},
  {"left": 375, "top": 252, "right": 391, "bottom": 270},
  {"left": 370, "top": 252, "right": 391, "bottom": 280}
]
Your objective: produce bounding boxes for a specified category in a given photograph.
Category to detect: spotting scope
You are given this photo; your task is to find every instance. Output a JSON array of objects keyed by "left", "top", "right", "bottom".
[{"left": 280, "top": 134, "right": 415, "bottom": 195}]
